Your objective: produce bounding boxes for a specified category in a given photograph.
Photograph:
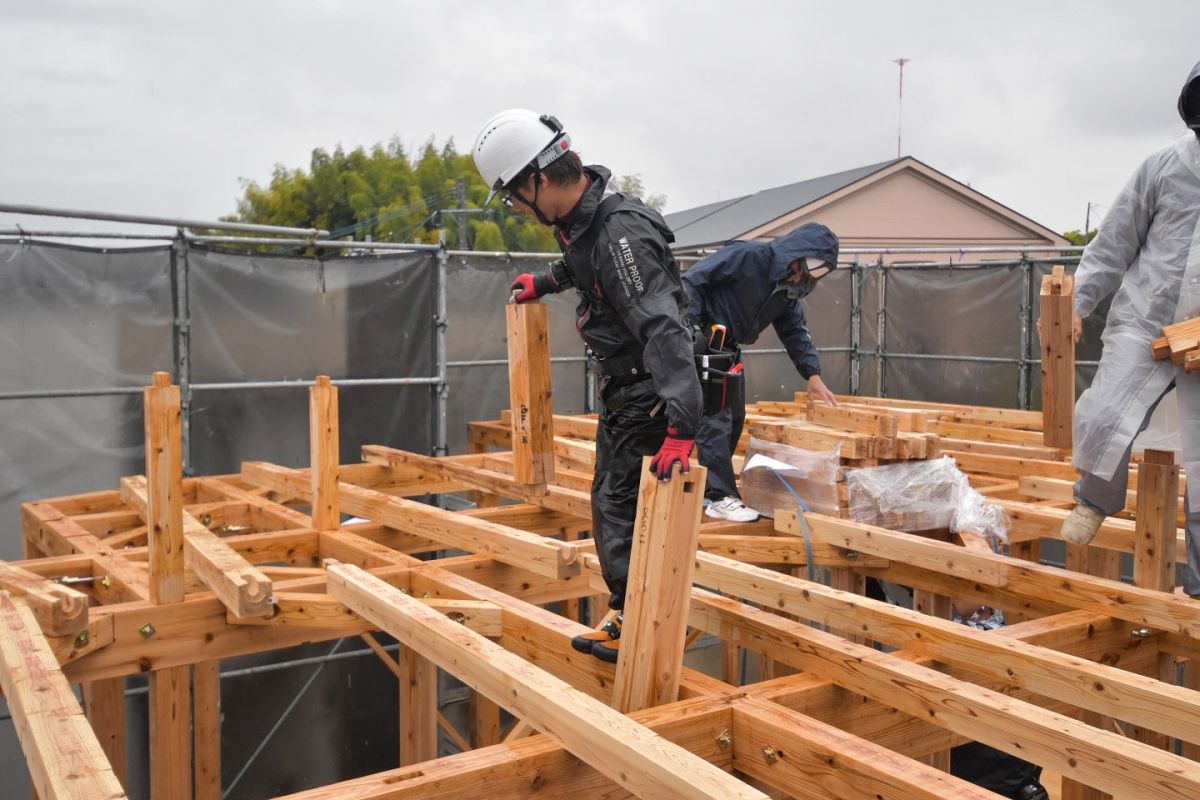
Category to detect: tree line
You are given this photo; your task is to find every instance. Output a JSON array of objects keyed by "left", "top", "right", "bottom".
[{"left": 226, "top": 137, "right": 664, "bottom": 252}]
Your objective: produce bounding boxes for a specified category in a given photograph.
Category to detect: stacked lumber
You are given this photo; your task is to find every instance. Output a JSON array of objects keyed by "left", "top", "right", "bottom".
[
  {"left": 748, "top": 396, "right": 939, "bottom": 465},
  {"left": 1152, "top": 314, "right": 1200, "bottom": 373}
]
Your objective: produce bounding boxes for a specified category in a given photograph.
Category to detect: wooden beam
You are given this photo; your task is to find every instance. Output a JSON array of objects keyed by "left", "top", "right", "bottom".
[
  {"left": 784, "top": 511, "right": 1200, "bottom": 637},
  {"left": 122, "top": 475, "right": 274, "bottom": 619},
  {"left": 361, "top": 447, "right": 591, "bottom": 518},
  {"left": 697, "top": 535, "right": 889, "bottom": 568},
  {"left": 613, "top": 461, "right": 706, "bottom": 713},
  {"left": 689, "top": 588, "right": 1200, "bottom": 799},
  {"left": 693, "top": 550, "right": 1200, "bottom": 747},
  {"left": 326, "top": 562, "right": 769, "bottom": 800},
  {"left": 505, "top": 301, "right": 555, "bottom": 486},
  {"left": 0, "top": 592, "right": 126, "bottom": 799},
  {"left": 0, "top": 561, "right": 88, "bottom": 636},
  {"left": 731, "top": 696, "right": 1003, "bottom": 800},
  {"left": 309, "top": 375, "right": 341, "bottom": 531},
  {"left": 229, "top": 591, "right": 501, "bottom": 636},
  {"left": 243, "top": 460, "right": 578, "bottom": 579},
  {"left": 274, "top": 696, "right": 735, "bottom": 800}
]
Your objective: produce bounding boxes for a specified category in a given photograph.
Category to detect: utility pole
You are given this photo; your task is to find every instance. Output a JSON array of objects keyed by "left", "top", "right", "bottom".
[
  {"left": 893, "top": 57, "right": 910, "bottom": 159},
  {"left": 454, "top": 179, "right": 469, "bottom": 250}
]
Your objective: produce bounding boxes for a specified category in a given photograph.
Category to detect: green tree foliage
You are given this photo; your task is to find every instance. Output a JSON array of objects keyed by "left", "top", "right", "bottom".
[
  {"left": 1062, "top": 229, "right": 1097, "bottom": 246},
  {"left": 228, "top": 136, "right": 561, "bottom": 252}
]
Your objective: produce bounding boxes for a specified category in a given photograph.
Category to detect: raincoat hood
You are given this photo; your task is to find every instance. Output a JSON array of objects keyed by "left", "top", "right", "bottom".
[
  {"left": 766, "top": 223, "right": 841, "bottom": 283},
  {"left": 1179, "top": 60, "right": 1200, "bottom": 131}
]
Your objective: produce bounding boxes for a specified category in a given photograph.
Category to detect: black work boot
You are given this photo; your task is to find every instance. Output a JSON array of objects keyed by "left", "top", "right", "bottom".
[
  {"left": 1013, "top": 783, "right": 1049, "bottom": 800},
  {"left": 571, "top": 615, "right": 622, "bottom": 656}
]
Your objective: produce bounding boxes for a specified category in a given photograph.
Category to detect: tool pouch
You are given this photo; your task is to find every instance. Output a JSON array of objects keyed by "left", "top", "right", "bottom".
[{"left": 696, "top": 351, "right": 743, "bottom": 415}]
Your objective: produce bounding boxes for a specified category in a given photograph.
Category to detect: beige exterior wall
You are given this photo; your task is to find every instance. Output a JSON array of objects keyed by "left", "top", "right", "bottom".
[{"left": 763, "top": 170, "right": 1055, "bottom": 249}]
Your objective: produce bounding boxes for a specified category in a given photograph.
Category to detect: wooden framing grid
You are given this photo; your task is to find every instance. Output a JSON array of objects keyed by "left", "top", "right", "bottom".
[{"left": 5, "top": 302, "right": 1200, "bottom": 799}]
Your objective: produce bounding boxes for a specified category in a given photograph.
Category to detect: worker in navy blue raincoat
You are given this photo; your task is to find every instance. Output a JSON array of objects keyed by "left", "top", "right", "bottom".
[{"left": 682, "top": 222, "right": 840, "bottom": 521}]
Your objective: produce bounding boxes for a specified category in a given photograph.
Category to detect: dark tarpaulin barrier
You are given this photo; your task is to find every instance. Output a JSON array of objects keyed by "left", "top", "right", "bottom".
[
  {"left": 445, "top": 254, "right": 586, "bottom": 454},
  {"left": 0, "top": 242, "right": 174, "bottom": 561},
  {"left": 186, "top": 249, "right": 436, "bottom": 473},
  {"left": 882, "top": 265, "right": 1024, "bottom": 407}
]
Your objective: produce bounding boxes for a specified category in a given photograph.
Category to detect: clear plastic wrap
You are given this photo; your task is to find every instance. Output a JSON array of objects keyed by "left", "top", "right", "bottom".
[
  {"left": 739, "top": 436, "right": 841, "bottom": 518},
  {"left": 845, "top": 456, "right": 1009, "bottom": 543}
]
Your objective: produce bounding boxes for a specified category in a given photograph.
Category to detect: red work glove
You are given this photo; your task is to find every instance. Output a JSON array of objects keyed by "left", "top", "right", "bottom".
[
  {"left": 509, "top": 272, "right": 557, "bottom": 303},
  {"left": 648, "top": 427, "right": 695, "bottom": 480}
]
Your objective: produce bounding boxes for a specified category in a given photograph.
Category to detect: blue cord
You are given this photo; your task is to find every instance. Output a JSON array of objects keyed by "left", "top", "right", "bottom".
[{"left": 770, "top": 470, "right": 817, "bottom": 583}]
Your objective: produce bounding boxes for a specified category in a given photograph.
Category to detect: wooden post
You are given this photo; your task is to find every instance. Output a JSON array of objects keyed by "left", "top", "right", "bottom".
[
  {"left": 1061, "top": 542, "right": 1120, "bottom": 800},
  {"left": 1132, "top": 449, "right": 1180, "bottom": 752},
  {"left": 143, "top": 372, "right": 192, "bottom": 799},
  {"left": 469, "top": 692, "right": 501, "bottom": 749},
  {"left": 1040, "top": 265, "right": 1075, "bottom": 450},
  {"left": 399, "top": 646, "right": 438, "bottom": 765},
  {"left": 309, "top": 375, "right": 340, "bottom": 531},
  {"left": 828, "top": 567, "right": 868, "bottom": 645},
  {"left": 193, "top": 661, "right": 221, "bottom": 800},
  {"left": 913, "top": 588, "right": 952, "bottom": 771},
  {"left": 144, "top": 371, "right": 185, "bottom": 605},
  {"left": 505, "top": 302, "right": 554, "bottom": 486},
  {"left": 82, "top": 678, "right": 127, "bottom": 788},
  {"left": 612, "top": 461, "right": 706, "bottom": 713}
]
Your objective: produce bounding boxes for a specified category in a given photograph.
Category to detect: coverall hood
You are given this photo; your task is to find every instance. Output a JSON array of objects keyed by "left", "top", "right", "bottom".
[
  {"left": 766, "top": 223, "right": 841, "bottom": 284},
  {"left": 1178, "top": 60, "right": 1200, "bottom": 132}
]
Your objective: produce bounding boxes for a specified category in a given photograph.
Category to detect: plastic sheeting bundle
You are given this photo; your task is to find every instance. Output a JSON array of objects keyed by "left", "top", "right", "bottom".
[
  {"left": 739, "top": 436, "right": 841, "bottom": 518},
  {"left": 844, "top": 456, "right": 1009, "bottom": 543}
]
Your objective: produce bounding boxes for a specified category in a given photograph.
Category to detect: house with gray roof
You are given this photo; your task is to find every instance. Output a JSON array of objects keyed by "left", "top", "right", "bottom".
[{"left": 665, "top": 156, "right": 1068, "bottom": 258}]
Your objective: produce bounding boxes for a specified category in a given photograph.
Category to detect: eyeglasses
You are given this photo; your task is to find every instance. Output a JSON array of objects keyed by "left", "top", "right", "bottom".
[{"left": 805, "top": 263, "right": 833, "bottom": 280}]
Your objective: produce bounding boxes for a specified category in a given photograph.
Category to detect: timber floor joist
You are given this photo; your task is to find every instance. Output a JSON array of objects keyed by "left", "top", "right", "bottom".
[{"left": 5, "top": 371, "right": 1200, "bottom": 798}]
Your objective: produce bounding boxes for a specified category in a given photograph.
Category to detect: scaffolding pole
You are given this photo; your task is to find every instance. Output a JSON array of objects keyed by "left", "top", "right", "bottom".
[{"left": 0, "top": 202, "right": 329, "bottom": 238}]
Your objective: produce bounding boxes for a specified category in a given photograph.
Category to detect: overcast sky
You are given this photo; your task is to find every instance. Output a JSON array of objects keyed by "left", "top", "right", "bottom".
[{"left": 1, "top": 1, "right": 1197, "bottom": 239}]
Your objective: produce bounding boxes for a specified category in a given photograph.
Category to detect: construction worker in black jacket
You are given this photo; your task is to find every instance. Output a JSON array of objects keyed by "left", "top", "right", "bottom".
[
  {"left": 682, "top": 223, "right": 840, "bottom": 522},
  {"left": 472, "top": 109, "right": 704, "bottom": 662}
]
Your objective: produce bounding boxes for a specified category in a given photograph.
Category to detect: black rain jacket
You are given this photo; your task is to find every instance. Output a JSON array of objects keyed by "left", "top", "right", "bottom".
[
  {"left": 544, "top": 166, "right": 702, "bottom": 435},
  {"left": 682, "top": 222, "right": 839, "bottom": 379}
]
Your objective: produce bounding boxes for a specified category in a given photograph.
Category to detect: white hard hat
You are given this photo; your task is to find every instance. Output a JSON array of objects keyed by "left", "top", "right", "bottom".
[{"left": 472, "top": 109, "right": 572, "bottom": 205}]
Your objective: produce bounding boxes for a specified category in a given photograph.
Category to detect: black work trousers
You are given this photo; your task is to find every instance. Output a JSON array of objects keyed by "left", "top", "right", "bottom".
[
  {"left": 695, "top": 373, "right": 746, "bottom": 503},
  {"left": 591, "top": 377, "right": 668, "bottom": 611}
]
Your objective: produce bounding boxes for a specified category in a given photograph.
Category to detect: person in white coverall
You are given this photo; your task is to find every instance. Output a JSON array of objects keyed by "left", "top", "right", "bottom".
[{"left": 1059, "top": 60, "right": 1200, "bottom": 598}]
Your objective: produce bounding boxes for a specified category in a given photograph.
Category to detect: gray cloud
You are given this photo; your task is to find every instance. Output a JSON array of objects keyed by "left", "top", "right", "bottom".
[{"left": 1, "top": 0, "right": 1197, "bottom": 236}]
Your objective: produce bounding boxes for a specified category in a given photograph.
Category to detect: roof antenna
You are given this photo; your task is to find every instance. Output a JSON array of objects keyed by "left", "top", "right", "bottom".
[{"left": 893, "top": 58, "right": 910, "bottom": 159}]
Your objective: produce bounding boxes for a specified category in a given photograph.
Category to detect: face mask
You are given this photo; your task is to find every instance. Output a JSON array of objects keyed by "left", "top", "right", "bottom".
[{"left": 785, "top": 275, "right": 816, "bottom": 299}]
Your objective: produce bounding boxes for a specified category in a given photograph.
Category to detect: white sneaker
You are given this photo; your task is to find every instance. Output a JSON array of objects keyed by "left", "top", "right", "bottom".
[
  {"left": 705, "top": 496, "right": 760, "bottom": 522},
  {"left": 1060, "top": 504, "right": 1105, "bottom": 545}
]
